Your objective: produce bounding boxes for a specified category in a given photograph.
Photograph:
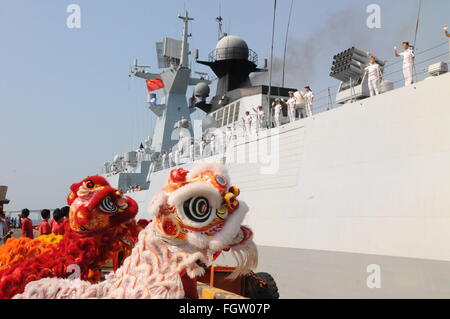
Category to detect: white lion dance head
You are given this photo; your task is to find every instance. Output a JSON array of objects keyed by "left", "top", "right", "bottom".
[
  {"left": 14, "top": 163, "right": 258, "bottom": 299},
  {"left": 149, "top": 163, "right": 258, "bottom": 279}
]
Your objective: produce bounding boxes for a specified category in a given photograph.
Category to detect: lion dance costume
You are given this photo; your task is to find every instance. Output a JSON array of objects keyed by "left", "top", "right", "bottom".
[
  {"left": 15, "top": 163, "right": 257, "bottom": 299},
  {"left": 0, "top": 176, "right": 138, "bottom": 299},
  {"left": 0, "top": 234, "right": 63, "bottom": 272}
]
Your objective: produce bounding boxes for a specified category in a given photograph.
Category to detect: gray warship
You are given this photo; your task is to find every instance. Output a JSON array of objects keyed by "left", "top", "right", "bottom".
[{"left": 100, "top": 10, "right": 450, "bottom": 298}]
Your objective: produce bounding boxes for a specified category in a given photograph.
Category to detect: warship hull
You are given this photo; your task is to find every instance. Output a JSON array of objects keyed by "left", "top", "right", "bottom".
[{"left": 124, "top": 71, "right": 450, "bottom": 298}]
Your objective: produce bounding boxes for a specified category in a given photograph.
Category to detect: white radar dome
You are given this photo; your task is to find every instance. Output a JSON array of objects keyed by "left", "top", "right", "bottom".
[{"left": 215, "top": 35, "right": 249, "bottom": 61}]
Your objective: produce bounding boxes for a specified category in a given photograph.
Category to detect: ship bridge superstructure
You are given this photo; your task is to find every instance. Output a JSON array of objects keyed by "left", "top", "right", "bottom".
[
  {"left": 196, "top": 35, "right": 268, "bottom": 113},
  {"left": 128, "top": 10, "right": 208, "bottom": 153},
  {"left": 102, "top": 11, "right": 210, "bottom": 192}
]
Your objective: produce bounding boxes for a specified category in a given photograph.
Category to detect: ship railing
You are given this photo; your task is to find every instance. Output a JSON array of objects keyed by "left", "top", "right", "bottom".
[
  {"left": 207, "top": 48, "right": 258, "bottom": 65},
  {"left": 303, "top": 40, "right": 450, "bottom": 116},
  {"left": 149, "top": 137, "right": 239, "bottom": 174},
  {"left": 148, "top": 41, "right": 449, "bottom": 174}
]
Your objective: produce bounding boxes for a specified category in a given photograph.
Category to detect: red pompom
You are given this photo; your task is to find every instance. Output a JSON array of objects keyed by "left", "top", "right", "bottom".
[{"left": 170, "top": 168, "right": 189, "bottom": 183}]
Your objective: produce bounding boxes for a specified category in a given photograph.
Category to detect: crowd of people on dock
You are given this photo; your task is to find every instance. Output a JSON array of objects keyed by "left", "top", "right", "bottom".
[
  {"left": 3, "top": 215, "right": 19, "bottom": 229},
  {"left": 0, "top": 206, "right": 70, "bottom": 245}
]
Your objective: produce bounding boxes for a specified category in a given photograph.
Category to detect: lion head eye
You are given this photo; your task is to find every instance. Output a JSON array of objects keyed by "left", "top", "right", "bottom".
[
  {"left": 182, "top": 197, "right": 212, "bottom": 223},
  {"left": 99, "top": 196, "right": 117, "bottom": 213},
  {"left": 85, "top": 180, "right": 95, "bottom": 189}
]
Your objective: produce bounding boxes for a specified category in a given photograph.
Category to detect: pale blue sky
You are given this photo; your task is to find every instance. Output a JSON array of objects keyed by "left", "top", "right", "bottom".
[{"left": 1, "top": 0, "right": 449, "bottom": 211}]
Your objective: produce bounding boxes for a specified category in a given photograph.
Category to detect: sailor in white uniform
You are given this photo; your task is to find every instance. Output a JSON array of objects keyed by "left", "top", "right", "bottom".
[
  {"left": 394, "top": 42, "right": 415, "bottom": 86},
  {"left": 253, "top": 106, "right": 266, "bottom": 132},
  {"left": 302, "top": 87, "right": 314, "bottom": 118},
  {"left": 225, "top": 127, "right": 233, "bottom": 143},
  {"left": 360, "top": 56, "right": 382, "bottom": 97},
  {"left": 242, "top": 111, "right": 253, "bottom": 135},
  {"left": 189, "top": 141, "right": 195, "bottom": 162},
  {"left": 225, "top": 127, "right": 233, "bottom": 153},
  {"left": 210, "top": 134, "right": 216, "bottom": 155},
  {"left": 272, "top": 99, "right": 282, "bottom": 127},
  {"left": 168, "top": 150, "right": 174, "bottom": 167},
  {"left": 174, "top": 149, "right": 180, "bottom": 165},
  {"left": 287, "top": 92, "right": 297, "bottom": 123},
  {"left": 199, "top": 138, "right": 205, "bottom": 158},
  {"left": 146, "top": 161, "right": 155, "bottom": 183},
  {"left": 161, "top": 152, "right": 167, "bottom": 170}
]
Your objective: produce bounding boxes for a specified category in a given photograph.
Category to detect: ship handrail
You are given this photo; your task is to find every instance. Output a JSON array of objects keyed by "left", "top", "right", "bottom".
[
  {"left": 301, "top": 40, "right": 450, "bottom": 113},
  {"left": 106, "top": 41, "right": 450, "bottom": 178},
  {"left": 311, "top": 51, "right": 450, "bottom": 112},
  {"left": 383, "top": 40, "right": 449, "bottom": 68},
  {"left": 383, "top": 51, "right": 449, "bottom": 78},
  {"left": 207, "top": 47, "right": 258, "bottom": 65},
  {"left": 313, "top": 40, "right": 449, "bottom": 94},
  {"left": 138, "top": 47, "right": 449, "bottom": 174}
]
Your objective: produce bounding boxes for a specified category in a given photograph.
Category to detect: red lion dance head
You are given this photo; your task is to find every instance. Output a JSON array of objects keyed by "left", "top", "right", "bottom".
[
  {"left": 67, "top": 176, "right": 138, "bottom": 233},
  {"left": 0, "top": 176, "right": 139, "bottom": 299},
  {"left": 12, "top": 163, "right": 258, "bottom": 299}
]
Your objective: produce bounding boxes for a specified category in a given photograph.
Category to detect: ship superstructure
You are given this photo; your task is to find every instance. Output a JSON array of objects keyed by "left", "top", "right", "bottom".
[
  {"left": 100, "top": 11, "right": 450, "bottom": 298},
  {"left": 103, "top": 11, "right": 295, "bottom": 192},
  {"left": 103, "top": 11, "right": 209, "bottom": 191}
]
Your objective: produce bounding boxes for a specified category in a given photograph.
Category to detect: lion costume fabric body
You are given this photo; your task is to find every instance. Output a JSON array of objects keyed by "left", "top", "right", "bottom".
[
  {"left": 15, "top": 163, "right": 257, "bottom": 299},
  {"left": 0, "top": 176, "right": 138, "bottom": 299},
  {"left": 0, "top": 234, "right": 63, "bottom": 272}
]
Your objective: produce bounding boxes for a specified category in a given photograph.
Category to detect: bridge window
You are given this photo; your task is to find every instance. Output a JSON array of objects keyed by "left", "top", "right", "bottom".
[
  {"left": 223, "top": 107, "right": 229, "bottom": 126},
  {"left": 228, "top": 103, "right": 235, "bottom": 125},
  {"left": 234, "top": 102, "right": 240, "bottom": 122},
  {"left": 217, "top": 109, "right": 224, "bottom": 127}
]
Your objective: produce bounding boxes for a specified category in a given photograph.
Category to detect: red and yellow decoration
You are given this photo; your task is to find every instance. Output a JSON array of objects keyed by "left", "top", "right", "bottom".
[
  {"left": 0, "top": 234, "right": 63, "bottom": 272},
  {"left": 0, "top": 176, "right": 139, "bottom": 299}
]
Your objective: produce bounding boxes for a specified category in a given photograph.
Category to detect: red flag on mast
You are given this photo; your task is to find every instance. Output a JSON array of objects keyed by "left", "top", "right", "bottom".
[{"left": 146, "top": 77, "right": 165, "bottom": 92}]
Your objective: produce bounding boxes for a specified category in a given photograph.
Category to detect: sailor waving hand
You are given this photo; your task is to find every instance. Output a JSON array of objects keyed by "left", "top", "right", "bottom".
[
  {"left": 394, "top": 42, "right": 415, "bottom": 86},
  {"left": 360, "top": 56, "right": 382, "bottom": 97},
  {"left": 161, "top": 152, "right": 167, "bottom": 170},
  {"left": 272, "top": 99, "right": 283, "bottom": 127},
  {"left": 287, "top": 91, "right": 297, "bottom": 123}
]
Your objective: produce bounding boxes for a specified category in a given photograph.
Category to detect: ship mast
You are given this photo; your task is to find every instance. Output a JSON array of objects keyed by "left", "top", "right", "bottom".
[
  {"left": 179, "top": 10, "right": 193, "bottom": 68},
  {"left": 128, "top": 11, "right": 211, "bottom": 153},
  {"left": 216, "top": 15, "right": 224, "bottom": 40},
  {"left": 282, "top": 0, "right": 294, "bottom": 88},
  {"left": 216, "top": 1, "right": 226, "bottom": 40},
  {"left": 267, "top": 0, "right": 277, "bottom": 127}
]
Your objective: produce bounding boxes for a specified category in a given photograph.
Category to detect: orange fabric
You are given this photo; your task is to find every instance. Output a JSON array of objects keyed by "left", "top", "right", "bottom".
[{"left": 0, "top": 235, "right": 62, "bottom": 271}]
